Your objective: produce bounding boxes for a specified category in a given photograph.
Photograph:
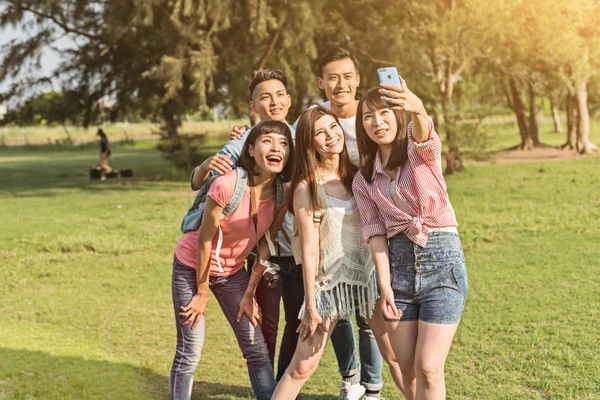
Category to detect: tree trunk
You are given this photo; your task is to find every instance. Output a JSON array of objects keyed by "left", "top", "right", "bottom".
[
  {"left": 527, "top": 82, "right": 541, "bottom": 147},
  {"left": 574, "top": 81, "right": 599, "bottom": 154},
  {"left": 509, "top": 78, "right": 531, "bottom": 149},
  {"left": 161, "top": 103, "right": 179, "bottom": 139},
  {"left": 550, "top": 97, "right": 563, "bottom": 133},
  {"left": 563, "top": 93, "right": 578, "bottom": 150},
  {"left": 441, "top": 72, "right": 464, "bottom": 175}
]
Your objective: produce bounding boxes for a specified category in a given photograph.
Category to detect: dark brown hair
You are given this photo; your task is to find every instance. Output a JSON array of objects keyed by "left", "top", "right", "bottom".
[
  {"left": 317, "top": 47, "right": 359, "bottom": 77},
  {"left": 356, "top": 88, "right": 409, "bottom": 183},
  {"left": 288, "top": 106, "right": 357, "bottom": 213},
  {"left": 237, "top": 120, "right": 295, "bottom": 182},
  {"left": 248, "top": 69, "right": 290, "bottom": 98}
]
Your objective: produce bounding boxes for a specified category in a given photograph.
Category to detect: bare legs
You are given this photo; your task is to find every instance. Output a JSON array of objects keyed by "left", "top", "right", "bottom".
[
  {"left": 387, "top": 320, "right": 458, "bottom": 400},
  {"left": 272, "top": 318, "right": 337, "bottom": 400},
  {"left": 367, "top": 299, "right": 405, "bottom": 395},
  {"left": 100, "top": 152, "right": 113, "bottom": 173}
]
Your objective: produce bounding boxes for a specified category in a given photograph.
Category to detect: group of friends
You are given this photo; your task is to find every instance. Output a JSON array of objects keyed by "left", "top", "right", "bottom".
[{"left": 168, "top": 47, "right": 468, "bottom": 400}]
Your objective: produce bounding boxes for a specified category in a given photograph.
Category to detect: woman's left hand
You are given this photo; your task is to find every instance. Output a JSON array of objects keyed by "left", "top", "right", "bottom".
[
  {"left": 379, "top": 77, "right": 427, "bottom": 116},
  {"left": 237, "top": 293, "right": 262, "bottom": 327}
]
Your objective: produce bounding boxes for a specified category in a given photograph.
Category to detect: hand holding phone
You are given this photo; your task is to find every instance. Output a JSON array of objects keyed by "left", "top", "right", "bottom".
[
  {"left": 377, "top": 67, "right": 402, "bottom": 107},
  {"left": 377, "top": 71, "right": 428, "bottom": 121},
  {"left": 377, "top": 67, "right": 402, "bottom": 88}
]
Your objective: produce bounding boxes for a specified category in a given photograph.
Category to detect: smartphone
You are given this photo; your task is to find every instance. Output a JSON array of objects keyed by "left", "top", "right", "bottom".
[
  {"left": 377, "top": 67, "right": 402, "bottom": 107},
  {"left": 377, "top": 67, "right": 402, "bottom": 87}
]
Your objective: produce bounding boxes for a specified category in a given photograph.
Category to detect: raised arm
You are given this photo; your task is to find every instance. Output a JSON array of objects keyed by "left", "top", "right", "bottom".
[
  {"left": 293, "top": 182, "right": 324, "bottom": 340},
  {"left": 379, "top": 77, "right": 440, "bottom": 164},
  {"left": 190, "top": 127, "right": 251, "bottom": 190}
]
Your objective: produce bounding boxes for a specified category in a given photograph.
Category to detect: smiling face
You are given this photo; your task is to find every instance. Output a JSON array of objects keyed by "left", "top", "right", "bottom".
[
  {"left": 248, "top": 131, "right": 290, "bottom": 176},
  {"left": 250, "top": 79, "right": 291, "bottom": 122},
  {"left": 312, "top": 114, "right": 345, "bottom": 158},
  {"left": 361, "top": 102, "right": 398, "bottom": 148},
  {"left": 317, "top": 58, "right": 360, "bottom": 108}
]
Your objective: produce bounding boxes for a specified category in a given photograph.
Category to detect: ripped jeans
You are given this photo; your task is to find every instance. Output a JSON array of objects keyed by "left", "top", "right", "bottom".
[{"left": 169, "top": 256, "right": 276, "bottom": 400}]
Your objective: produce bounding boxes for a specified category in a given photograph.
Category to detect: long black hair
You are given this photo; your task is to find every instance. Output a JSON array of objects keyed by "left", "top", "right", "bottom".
[{"left": 356, "top": 88, "right": 409, "bottom": 183}]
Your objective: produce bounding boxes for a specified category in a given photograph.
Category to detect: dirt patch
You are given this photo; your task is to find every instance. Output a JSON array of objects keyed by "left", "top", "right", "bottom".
[{"left": 493, "top": 147, "right": 598, "bottom": 164}]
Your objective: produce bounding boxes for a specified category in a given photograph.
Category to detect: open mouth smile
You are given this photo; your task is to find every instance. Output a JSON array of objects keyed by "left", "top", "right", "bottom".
[
  {"left": 266, "top": 154, "right": 283, "bottom": 165},
  {"left": 326, "top": 138, "right": 341, "bottom": 148}
]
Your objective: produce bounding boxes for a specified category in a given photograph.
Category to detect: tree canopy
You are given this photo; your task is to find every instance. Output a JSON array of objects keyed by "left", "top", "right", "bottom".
[{"left": 1, "top": 0, "right": 599, "bottom": 170}]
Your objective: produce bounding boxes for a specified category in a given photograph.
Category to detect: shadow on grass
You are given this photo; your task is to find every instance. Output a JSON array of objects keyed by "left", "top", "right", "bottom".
[
  {"left": 0, "top": 146, "right": 204, "bottom": 196},
  {"left": 0, "top": 348, "right": 337, "bottom": 400}
]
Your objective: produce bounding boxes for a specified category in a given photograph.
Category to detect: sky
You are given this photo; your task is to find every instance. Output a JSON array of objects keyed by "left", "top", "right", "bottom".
[{"left": 0, "top": 25, "right": 65, "bottom": 101}]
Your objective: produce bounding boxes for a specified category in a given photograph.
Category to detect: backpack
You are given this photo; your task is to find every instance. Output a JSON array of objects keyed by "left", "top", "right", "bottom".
[{"left": 180, "top": 167, "right": 286, "bottom": 233}]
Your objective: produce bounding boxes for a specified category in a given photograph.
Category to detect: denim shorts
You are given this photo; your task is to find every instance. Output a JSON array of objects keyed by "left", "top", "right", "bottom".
[{"left": 388, "top": 231, "right": 468, "bottom": 324}]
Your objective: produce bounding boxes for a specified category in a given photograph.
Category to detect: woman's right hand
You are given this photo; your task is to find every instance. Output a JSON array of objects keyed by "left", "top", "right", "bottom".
[
  {"left": 297, "top": 306, "right": 323, "bottom": 341},
  {"left": 179, "top": 293, "right": 208, "bottom": 329},
  {"left": 381, "top": 288, "right": 402, "bottom": 321}
]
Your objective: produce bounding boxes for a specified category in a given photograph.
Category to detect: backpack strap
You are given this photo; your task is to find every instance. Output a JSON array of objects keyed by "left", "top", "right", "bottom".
[
  {"left": 263, "top": 174, "right": 287, "bottom": 257},
  {"left": 214, "top": 167, "right": 248, "bottom": 273},
  {"left": 274, "top": 174, "right": 286, "bottom": 212}
]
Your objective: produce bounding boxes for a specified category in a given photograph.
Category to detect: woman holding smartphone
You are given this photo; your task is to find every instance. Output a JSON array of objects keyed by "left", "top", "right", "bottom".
[
  {"left": 352, "top": 80, "right": 468, "bottom": 400},
  {"left": 273, "top": 107, "right": 403, "bottom": 400},
  {"left": 169, "top": 121, "right": 293, "bottom": 400}
]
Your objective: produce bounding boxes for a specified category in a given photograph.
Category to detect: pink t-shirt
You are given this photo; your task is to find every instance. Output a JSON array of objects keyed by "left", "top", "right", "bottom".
[{"left": 174, "top": 169, "right": 277, "bottom": 277}]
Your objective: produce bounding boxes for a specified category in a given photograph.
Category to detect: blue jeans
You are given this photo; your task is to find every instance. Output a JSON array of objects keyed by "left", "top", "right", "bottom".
[
  {"left": 273, "top": 256, "right": 305, "bottom": 380},
  {"left": 331, "top": 314, "right": 384, "bottom": 391},
  {"left": 169, "top": 256, "right": 276, "bottom": 400},
  {"left": 388, "top": 231, "right": 468, "bottom": 323}
]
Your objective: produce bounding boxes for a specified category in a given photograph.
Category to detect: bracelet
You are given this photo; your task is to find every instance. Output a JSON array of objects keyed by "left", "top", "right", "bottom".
[{"left": 251, "top": 267, "right": 262, "bottom": 277}]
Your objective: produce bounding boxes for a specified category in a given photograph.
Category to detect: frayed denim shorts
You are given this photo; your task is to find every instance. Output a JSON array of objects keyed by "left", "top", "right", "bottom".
[{"left": 388, "top": 231, "right": 468, "bottom": 324}]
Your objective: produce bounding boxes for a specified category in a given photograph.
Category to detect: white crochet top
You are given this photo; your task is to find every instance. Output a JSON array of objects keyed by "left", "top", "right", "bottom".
[{"left": 292, "top": 184, "right": 379, "bottom": 320}]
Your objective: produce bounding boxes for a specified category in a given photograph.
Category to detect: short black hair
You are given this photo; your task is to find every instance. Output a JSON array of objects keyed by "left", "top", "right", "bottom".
[
  {"left": 248, "top": 69, "right": 290, "bottom": 98},
  {"left": 317, "top": 47, "right": 359, "bottom": 77}
]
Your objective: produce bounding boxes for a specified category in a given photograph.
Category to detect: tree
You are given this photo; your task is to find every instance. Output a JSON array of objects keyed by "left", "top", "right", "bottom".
[{"left": 1, "top": 0, "right": 233, "bottom": 138}]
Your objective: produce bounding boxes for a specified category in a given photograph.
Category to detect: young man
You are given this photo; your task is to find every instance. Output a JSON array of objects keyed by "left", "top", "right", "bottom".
[
  {"left": 226, "top": 52, "right": 397, "bottom": 400},
  {"left": 314, "top": 47, "right": 386, "bottom": 400},
  {"left": 189, "top": 69, "right": 364, "bottom": 399}
]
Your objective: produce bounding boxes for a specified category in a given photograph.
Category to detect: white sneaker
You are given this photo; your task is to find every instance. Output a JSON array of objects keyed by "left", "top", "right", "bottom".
[
  {"left": 363, "top": 396, "right": 383, "bottom": 400},
  {"left": 338, "top": 381, "right": 366, "bottom": 400}
]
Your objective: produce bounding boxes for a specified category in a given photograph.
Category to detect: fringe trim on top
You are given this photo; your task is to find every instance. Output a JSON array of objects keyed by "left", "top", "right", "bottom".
[{"left": 298, "top": 267, "right": 380, "bottom": 320}]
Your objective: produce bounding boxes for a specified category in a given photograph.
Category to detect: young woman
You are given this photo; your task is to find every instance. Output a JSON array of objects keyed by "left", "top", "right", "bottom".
[
  {"left": 273, "top": 107, "right": 403, "bottom": 400},
  {"left": 169, "top": 120, "right": 294, "bottom": 400},
  {"left": 96, "top": 129, "right": 113, "bottom": 173},
  {"left": 352, "top": 81, "right": 468, "bottom": 400}
]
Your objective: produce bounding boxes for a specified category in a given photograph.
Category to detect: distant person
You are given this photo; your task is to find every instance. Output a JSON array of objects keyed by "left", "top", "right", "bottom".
[
  {"left": 353, "top": 83, "right": 468, "bottom": 399},
  {"left": 96, "top": 129, "right": 113, "bottom": 173}
]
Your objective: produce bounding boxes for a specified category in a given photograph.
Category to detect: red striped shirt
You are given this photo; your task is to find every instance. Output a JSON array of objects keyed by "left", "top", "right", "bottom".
[{"left": 352, "top": 119, "right": 457, "bottom": 247}]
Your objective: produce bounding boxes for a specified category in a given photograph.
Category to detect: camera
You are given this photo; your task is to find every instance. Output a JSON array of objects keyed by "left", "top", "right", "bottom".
[{"left": 255, "top": 258, "right": 281, "bottom": 288}]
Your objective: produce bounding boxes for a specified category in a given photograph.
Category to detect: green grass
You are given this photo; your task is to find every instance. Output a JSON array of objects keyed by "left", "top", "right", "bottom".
[{"left": 1, "top": 142, "right": 599, "bottom": 399}]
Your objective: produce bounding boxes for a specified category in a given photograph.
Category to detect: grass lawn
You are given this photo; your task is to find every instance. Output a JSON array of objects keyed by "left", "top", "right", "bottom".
[{"left": 0, "top": 143, "right": 599, "bottom": 399}]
